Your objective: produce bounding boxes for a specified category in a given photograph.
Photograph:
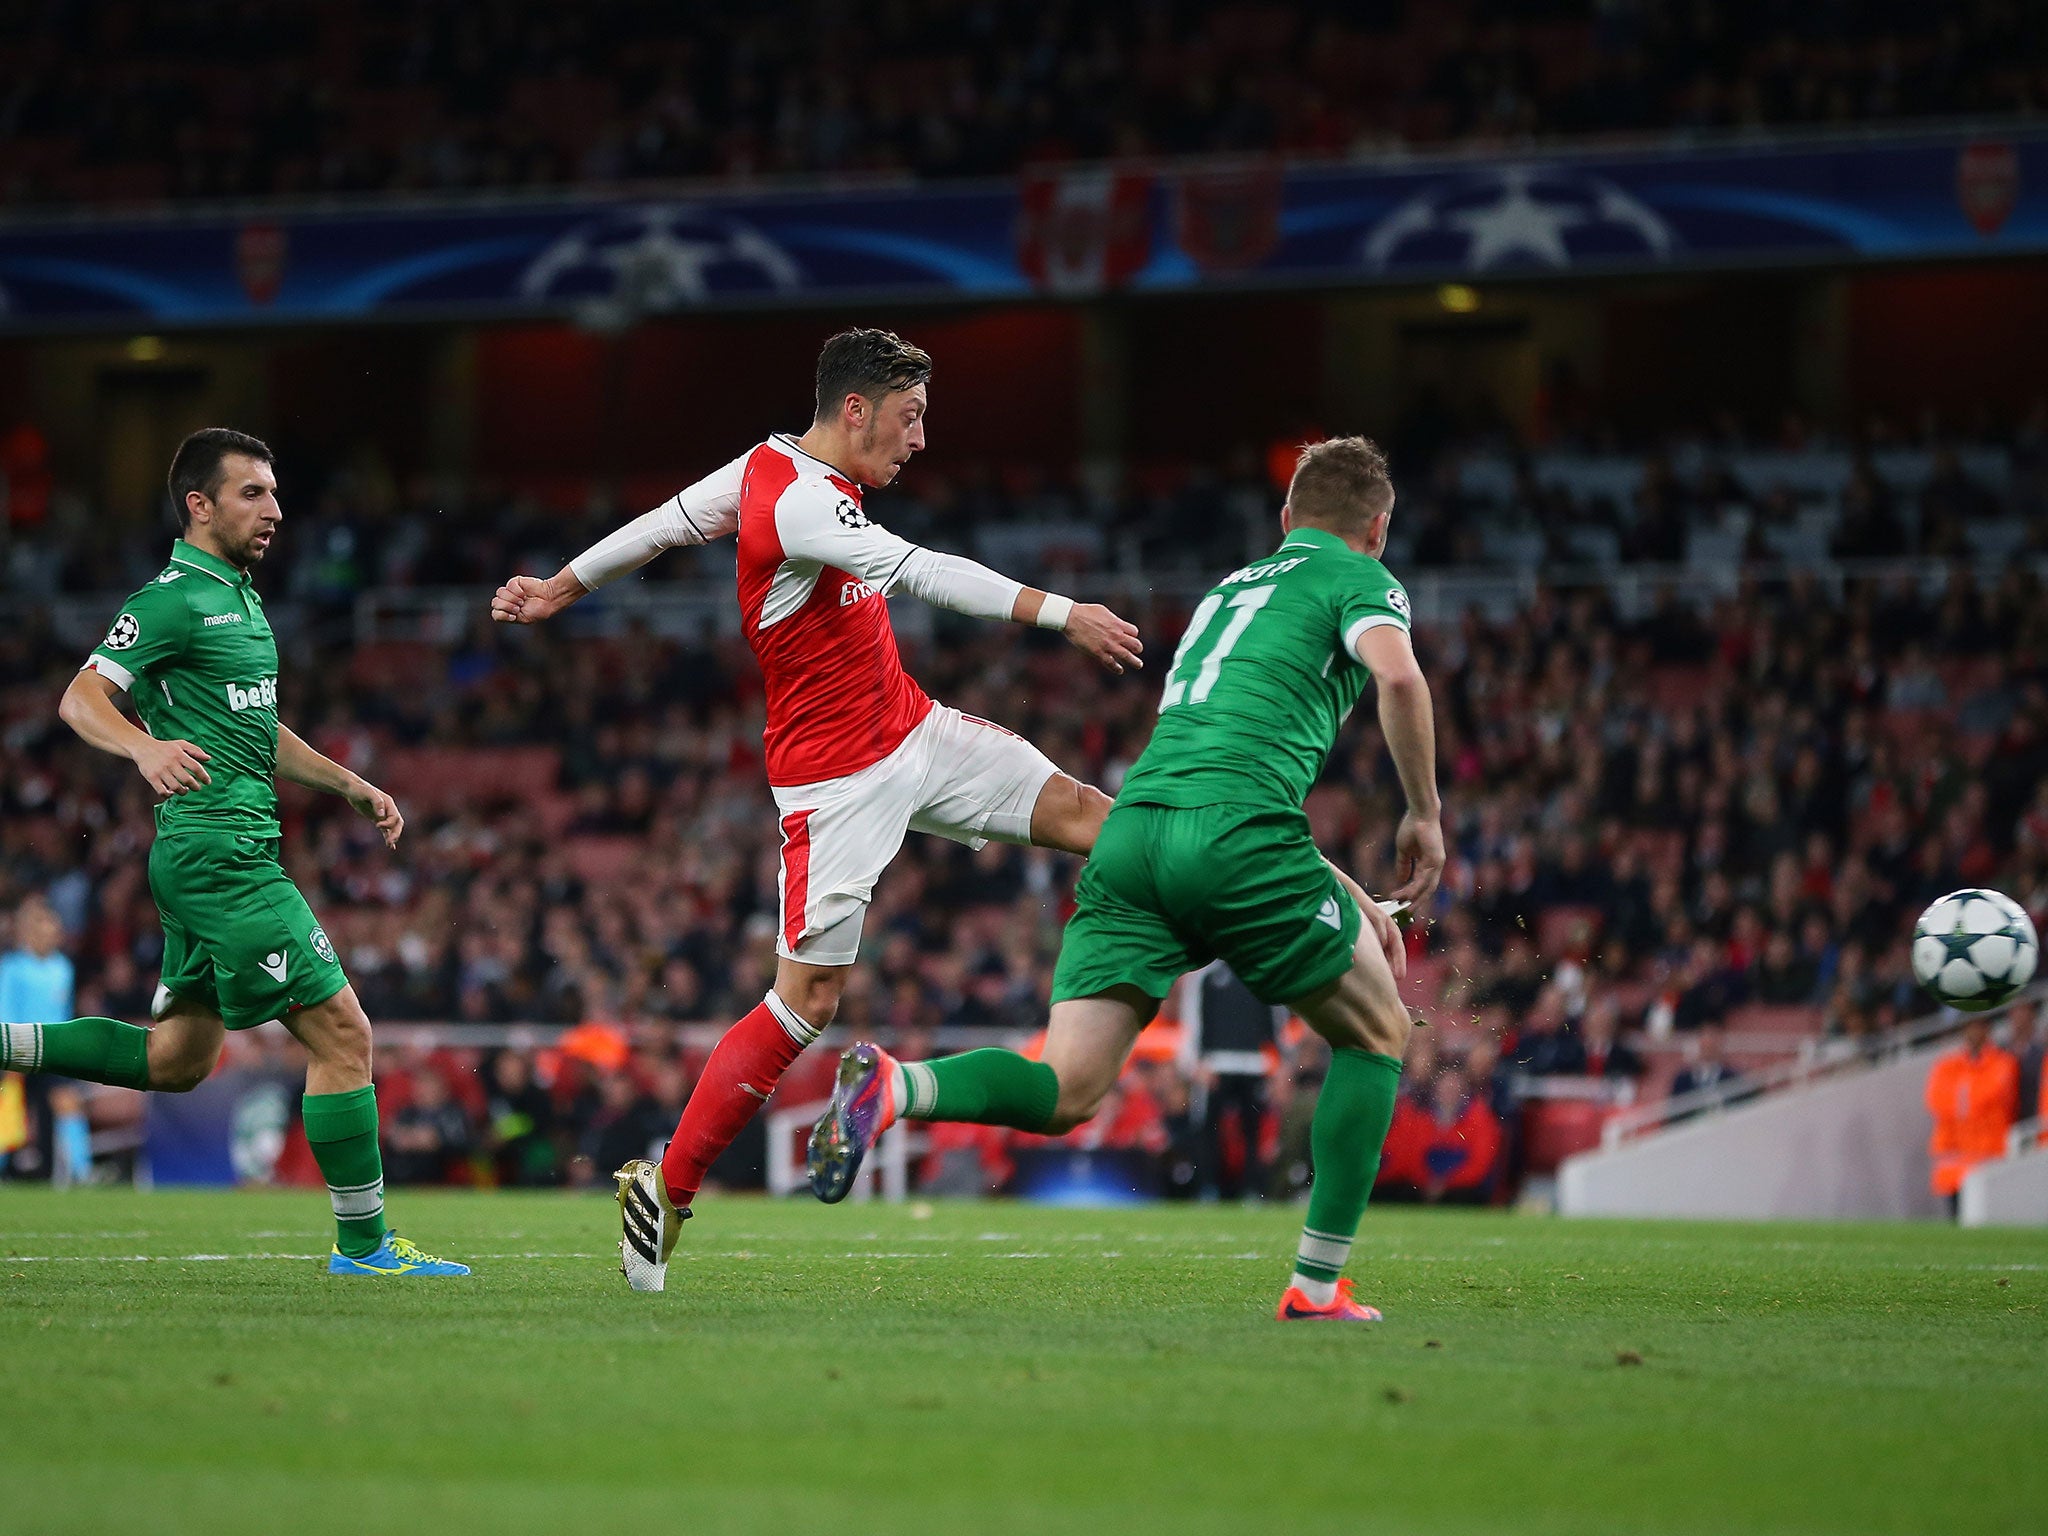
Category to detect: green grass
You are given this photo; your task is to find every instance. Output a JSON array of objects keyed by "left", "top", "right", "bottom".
[{"left": 2, "top": 1190, "right": 2044, "bottom": 1536}]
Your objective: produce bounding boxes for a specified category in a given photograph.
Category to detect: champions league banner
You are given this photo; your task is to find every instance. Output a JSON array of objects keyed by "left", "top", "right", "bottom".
[{"left": 0, "top": 130, "right": 2041, "bottom": 328}]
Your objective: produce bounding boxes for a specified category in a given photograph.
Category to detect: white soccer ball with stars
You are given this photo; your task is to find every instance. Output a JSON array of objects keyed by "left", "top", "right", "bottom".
[{"left": 1911, "top": 889, "right": 2038, "bottom": 1012}]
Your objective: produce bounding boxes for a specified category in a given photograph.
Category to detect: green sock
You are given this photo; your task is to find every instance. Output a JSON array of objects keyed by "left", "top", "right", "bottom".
[
  {"left": 0, "top": 1017, "right": 151, "bottom": 1090},
  {"left": 303, "top": 1086, "right": 388, "bottom": 1259},
  {"left": 896, "top": 1049, "right": 1060, "bottom": 1132},
  {"left": 1294, "top": 1049, "right": 1402, "bottom": 1285}
]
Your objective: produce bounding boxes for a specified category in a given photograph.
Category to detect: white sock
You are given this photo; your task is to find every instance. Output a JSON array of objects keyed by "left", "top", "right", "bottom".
[
  {"left": 1290, "top": 1272, "right": 1340, "bottom": 1308},
  {"left": 895, "top": 1058, "right": 937, "bottom": 1121},
  {"left": 0, "top": 1021, "right": 44, "bottom": 1073}
]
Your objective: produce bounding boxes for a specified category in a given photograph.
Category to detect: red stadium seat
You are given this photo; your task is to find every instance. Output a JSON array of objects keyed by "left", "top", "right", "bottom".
[
  {"left": 1521, "top": 1099, "right": 1619, "bottom": 1173},
  {"left": 563, "top": 835, "right": 645, "bottom": 885},
  {"left": 1723, "top": 1003, "right": 1825, "bottom": 1037},
  {"left": 1536, "top": 905, "right": 1603, "bottom": 961},
  {"left": 375, "top": 747, "right": 563, "bottom": 812}
]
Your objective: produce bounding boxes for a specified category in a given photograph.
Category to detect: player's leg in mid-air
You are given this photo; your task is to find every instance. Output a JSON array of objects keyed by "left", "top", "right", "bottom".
[
  {"left": 810, "top": 800, "right": 1412, "bottom": 1321},
  {"left": 616, "top": 704, "right": 1108, "bottom": 1291}
]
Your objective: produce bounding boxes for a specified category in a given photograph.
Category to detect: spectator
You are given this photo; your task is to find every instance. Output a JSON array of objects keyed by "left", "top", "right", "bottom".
[
  {"left": 579, "top": 1070, "right": 672, "bottom": 1181},
  {"left": 1511, "top": 984, "right": 1579, "bottom": 1075},
  {"left": 1672, "top": 937, "right": 1747, "bottom": 1032},
  {"left": 483, "top": 1050, "right": 559, "bottom": 1187},
  {"left": 0, "top": 896, "right": 89, "bottom": 1185},
  {"left": 1752, "top": 930, "right": 1819, "bottom": 1005},
  {"left": 1574, "top": 996, "right": 1646, "bottom": 1083},
  {"left": 2009, "top": 1001, "right": 2044, "bottom": 1126},
  {"left": 1380, "top": 1070, "right": 1503, "bottom": 1203},
  {"left": 1925, "top": 1016, "right": 2020, "bottom": 1214},
  {"left": 1671, "top": 1023, "right": 1746, "bottom": 1103},
  {"left": 1180, "top": 961, "right": 1284, "bottom": 1202},
  {"left": 383, "top": 1069, "right": 474, "bottom": 1185}
]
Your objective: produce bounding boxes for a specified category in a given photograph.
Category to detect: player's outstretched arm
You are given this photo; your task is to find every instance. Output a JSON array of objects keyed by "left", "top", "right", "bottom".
[
  {"left": 491, "top": 452, "right": 748, "bottom": 624},
  {"left": 779, "top": 485, "right": 1144, "bottom": 673},
  {"left": 58, "top": 669, "right": 212, "bottom": 799},
  {"left": 1355, "top": 624, "right": 1444, "bottom": 905},
  {"left": 1010, "top": 588, "right": 1144, "bottom": 675},
  {"left": 277, "top": 724, "right": 404, "bottom": 850}
]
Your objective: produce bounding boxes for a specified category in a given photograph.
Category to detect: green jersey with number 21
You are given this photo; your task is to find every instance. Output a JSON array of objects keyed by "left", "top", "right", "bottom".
[{"left": 1116, "top": 525, "right": 1411, "bottom": 813}]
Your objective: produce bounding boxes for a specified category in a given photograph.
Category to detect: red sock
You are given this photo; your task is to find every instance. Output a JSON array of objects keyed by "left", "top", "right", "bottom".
[{"left": 661, "top": 992, "right": 817, "bottom": 1207}]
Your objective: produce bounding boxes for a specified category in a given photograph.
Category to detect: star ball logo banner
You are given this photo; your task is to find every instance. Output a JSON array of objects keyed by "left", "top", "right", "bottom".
[{"left": 0, "top": 130, "right": 2040, "bottom": 326}]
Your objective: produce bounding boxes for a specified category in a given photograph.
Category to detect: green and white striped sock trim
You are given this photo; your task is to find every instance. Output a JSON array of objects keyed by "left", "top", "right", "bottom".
[
  {"left": 899, "top": 1060, "right": 938, "bottom": 1120},
  {"left": 0, "top": 1021, "right": 44, "bottom": 1074},
  {"left": 327, "top": 1178, "right": 386, "bottom": 1221},
  {"left": 1293, "top": 1226, "right": 1353, "bottom": 1284}
]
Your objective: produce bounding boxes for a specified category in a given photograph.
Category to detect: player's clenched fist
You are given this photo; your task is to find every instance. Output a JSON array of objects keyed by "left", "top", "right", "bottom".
[
  {"left": 490, "top": 572, "right": 583, "bottom": 624},
  {"left": 1062, "top": 602, "right": 1144, "bottom": 675},
  {"left": 132, "top": 737, "right": 212, "bottom": 798}
]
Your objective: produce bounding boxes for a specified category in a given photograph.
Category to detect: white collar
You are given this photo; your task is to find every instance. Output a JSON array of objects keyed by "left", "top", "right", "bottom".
[{"left": 167, "top": 555, "right": 237, "bottom": 586}]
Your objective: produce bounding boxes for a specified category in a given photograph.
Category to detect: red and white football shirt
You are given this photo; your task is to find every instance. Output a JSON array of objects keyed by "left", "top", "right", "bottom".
[{"left": 736, "top": 435, "right": 936, "bottom": 786}]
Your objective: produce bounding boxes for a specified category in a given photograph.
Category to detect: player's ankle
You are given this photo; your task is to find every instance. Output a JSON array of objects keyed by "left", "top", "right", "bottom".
[{"left": 1289, "top": 1272, "right": 1340, "bottom": 1308}]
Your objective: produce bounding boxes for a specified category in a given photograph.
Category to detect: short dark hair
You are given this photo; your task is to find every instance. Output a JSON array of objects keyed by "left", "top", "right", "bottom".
[
  {"left": 167, "top": 428, "right": 273, "bottom": 531},
  {"left": 813, "top": 329, "right": 932, "bottom": 422},
  {"left": 1287, "top": 436, "right": 1395, "bottom": 537}
]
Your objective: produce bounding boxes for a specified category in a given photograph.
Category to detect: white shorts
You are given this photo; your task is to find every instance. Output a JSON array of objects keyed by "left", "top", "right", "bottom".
[{"left": 772, "top": 704, "right": 1060, "bottom": 965}]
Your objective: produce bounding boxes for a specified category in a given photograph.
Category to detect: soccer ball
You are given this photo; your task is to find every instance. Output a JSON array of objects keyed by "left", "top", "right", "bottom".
[{"left": 1910, "top": 889, "right": 2039, "bottom": 1012}]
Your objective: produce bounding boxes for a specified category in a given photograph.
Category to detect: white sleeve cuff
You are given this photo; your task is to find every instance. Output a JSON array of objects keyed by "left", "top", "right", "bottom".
[
  {"left": 1344, "top": 613, "right": 1408, "bottom": 661},
  {"left": 84, "top": 657, "right": 134, "bottom": 691}
]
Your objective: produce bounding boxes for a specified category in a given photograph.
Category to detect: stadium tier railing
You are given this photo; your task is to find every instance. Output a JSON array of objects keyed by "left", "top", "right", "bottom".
[{"left": 1598, "top": 981, "right": 2048, "bottom": 1151}]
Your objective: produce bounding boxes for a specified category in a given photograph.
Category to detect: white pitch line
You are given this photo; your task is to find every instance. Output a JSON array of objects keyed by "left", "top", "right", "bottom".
[{"left": 3, "top": 1248, "right": 1290, "bottom": 1265}]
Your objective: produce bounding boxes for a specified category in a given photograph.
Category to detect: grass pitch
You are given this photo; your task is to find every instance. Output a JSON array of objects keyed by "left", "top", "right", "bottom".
[{"left": 2, "top": 1189, "right": 2043, "bottom": 1536}]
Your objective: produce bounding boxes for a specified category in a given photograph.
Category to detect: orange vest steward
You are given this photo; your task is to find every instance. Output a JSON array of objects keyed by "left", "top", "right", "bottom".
[{"left": 1925, "top": 1044, "right": 2020, "bottom": 1197}]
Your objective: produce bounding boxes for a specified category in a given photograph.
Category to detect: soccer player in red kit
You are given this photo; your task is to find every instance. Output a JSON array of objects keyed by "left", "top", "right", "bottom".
[{"left": 491, "top": 330, "right": 1142, "bottom": 1289}]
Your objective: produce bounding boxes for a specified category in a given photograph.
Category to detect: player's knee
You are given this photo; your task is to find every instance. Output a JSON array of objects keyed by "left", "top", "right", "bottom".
[
  {"left": 777, "top": 977, "right": 843, "bottom": 1030},
  {"left": 149, "top": 1046, "right": 218, "bottom": 1094},
  {"left": 297, "top": 991, "right": 374, "bottom": 1076},
  {"left": 1031, "top": 775, "right": 1112, "bottom": 855},
  {"left": 1044, "top": 1070, "right": 1113, "bottom": 1134},
  {"left": 1360, "top": 1005, "right": 1412, "bottom": 1059},
  {"left": 1075, "top": 781, "right": 1114, "bottom": 836}
]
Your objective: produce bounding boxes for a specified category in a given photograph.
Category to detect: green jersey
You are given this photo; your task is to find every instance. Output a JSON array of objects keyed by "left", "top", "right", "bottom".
[
  {"left": 85, "top": 539, "right": 282, "bottom": 838},
  {"left": 1117, "top": 525, "right": 1410, "bottom": 812}
]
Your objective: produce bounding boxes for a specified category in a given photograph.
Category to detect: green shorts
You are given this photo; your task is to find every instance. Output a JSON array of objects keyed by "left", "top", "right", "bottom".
[
  {"left": 148, "top": 829, "right": 348, "bottom": 1031},
  {"left": 1051, "top": 801, "right": 1363, "bottom": 1007}
]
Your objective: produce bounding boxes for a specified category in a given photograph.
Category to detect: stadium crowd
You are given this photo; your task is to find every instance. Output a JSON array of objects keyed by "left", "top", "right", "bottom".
[
  {"left": 3, "top": 462, "right": 2043, "bottom": 1191},
  {"left": 0, "top": 1, "right": 2039, "bottom": 208},
  {"left": 9, "top": 407, "right": 2048, "bottom": 606}
]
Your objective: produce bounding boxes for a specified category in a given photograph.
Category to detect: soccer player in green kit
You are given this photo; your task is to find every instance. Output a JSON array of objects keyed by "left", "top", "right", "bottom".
[
  {"left": 809, "top": 437, "right": 1442, "bottom": 1320},
  {"left": 1, "top": 429, "right": 467, "bottom": 1276}
]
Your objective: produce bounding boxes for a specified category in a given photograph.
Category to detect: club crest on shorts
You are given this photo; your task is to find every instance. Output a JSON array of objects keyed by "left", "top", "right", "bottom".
[
  {"left": 105, "top": 613, "right": 140, "bottom": 649},
  {"left": 309, "top": 926, "right": 336, "bottom": 965}
]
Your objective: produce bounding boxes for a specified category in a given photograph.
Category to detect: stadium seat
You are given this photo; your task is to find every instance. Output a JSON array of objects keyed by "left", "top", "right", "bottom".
[
  {"left": 563, "top": 835, "right": 645, "bottom": 885},
  {"left": 1722, "top": 1004, "right": 1825, "bottom": 1038},
  {"left": 1521, "top": 1099, "right": 1618, "bottom": 1173}
]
